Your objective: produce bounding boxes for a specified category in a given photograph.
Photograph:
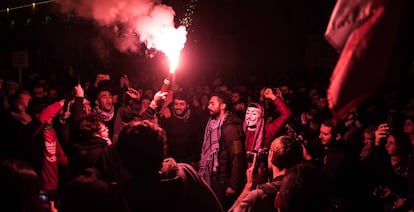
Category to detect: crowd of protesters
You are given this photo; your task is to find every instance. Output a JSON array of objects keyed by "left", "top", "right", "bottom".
[{"left": 0, "top": 64, "right": 414, "bottom": 212}]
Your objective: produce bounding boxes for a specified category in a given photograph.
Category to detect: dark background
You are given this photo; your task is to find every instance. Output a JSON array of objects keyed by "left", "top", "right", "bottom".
[{"left": 0, "top": 0, "right": 343, "bottom": 87}]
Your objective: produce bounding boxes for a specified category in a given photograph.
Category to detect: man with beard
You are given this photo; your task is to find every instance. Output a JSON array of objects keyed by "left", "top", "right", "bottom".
[
  {"left": 198, "top": 91, "right": 246, "bottom": 211},
  {"left": 318, "top": 118, "right": 365, "bottom": 211},
  {"left": 159, "top": 91, "right": 204, "bottom": 167}
]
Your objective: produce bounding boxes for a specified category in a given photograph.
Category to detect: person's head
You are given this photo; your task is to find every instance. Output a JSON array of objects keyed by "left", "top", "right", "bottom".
[
  {"left": 403, "top": 115, "right": 414, "bottom": 135},
  {"left": 0, "top": 77, "right": 3, "bottom": 90},
  {"left": 9, "top": 89, "right": 32, "bottom": 113},
  {"left": 319, "top": 118, "right": 341, "bottom": 146},
  {"left": 245, "top": 103, "right": 264, "bottom": 128},
  {"left": 316, "top": 96, "right": 328, "bottom": 110},
  {"left": 268, "top": 136, "right": 303, "bottom": 171},
  {"left": 363, "top": 124, "right": 376, "bottom": 145},
  {"left": 304, "top": 105, "right": 318, "bottom": 122},
  {"left": 95, "top": 89, "right": 113, "bottom": 112},
  {"left": 82, "top": 100, "right": 92, "bottom": 115},
  {"left": 32, "top": 83, "right": 47, "bottom": 98},
  {"left": 4, "top": 80, "right": 20, "bottom": 96},
  {"left": 360, "top": 124, "right": 377, "bottom": 160},
  {"left": 28, "top": 97, "right": 50, "bottom": 118},
  {"left": 279, "top": 85, "right": 291, "bottom": 95},
  {"left": 191, "top": 95, "right": 200, "bottom": 108},
  {"left": 46, "top": 87, "right": 59, "bottom": 102},
  {"left": 172, "top": 91, "right": 189, "bottom": 116},
  {"left": 144, "top": 89, "right": 154, "bottom": 100},
  {"left": 79, "top": 115, "right": 109, "bottom": 139},
  {"left": 59, "top": 168, "right": 128, "bottom": 212},
  {"left": 208, "top": 92, "right": 230, "bottom": 119},
  {"left": 200, "top": 93, "right": 209, "bottom": 107},
  {"left": 231, "top": 91, "right": 241, "bottom": 104},
  {"left": 308, "top": 87, "right": 320, "bottom": 102},
  {"left": 203, "top": 86, "right": 211, "bottom": 94},
  {"left": 0, "top": 159, "right": 44, "bottom": 212},
  {"left": 139, "top": 97, "right": 152, "bottom": 115},
  {"left": 276, "top": 163, "right": 329, "bottom": 212},
  {"left": 117, "top": 119, "right": 167, "bottom": 177},
  {"left": 385, "top": 130, "right": 411, "bottom": 158}
]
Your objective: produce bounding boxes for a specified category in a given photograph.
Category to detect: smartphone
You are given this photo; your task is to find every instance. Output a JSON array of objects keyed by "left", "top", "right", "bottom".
[
  {"left": 103, "top": 74, "right": 110, "bottom": 80},
  {"left": 76, "top": 74, "right": 81, "bottom": 85},
  {"left": 39, "top": 190, "right": 49, "bottom": 209},
  {"left": 386, "top": 115, "right": 393, "bottom": 130},
  {"left": 98, "top": 74, "right": 111, "bottom": 81}
]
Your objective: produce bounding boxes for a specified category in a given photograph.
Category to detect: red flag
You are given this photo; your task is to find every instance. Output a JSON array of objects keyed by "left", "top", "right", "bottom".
[{"left": 325, "top": 0, "right": 407, "bottom": 121}]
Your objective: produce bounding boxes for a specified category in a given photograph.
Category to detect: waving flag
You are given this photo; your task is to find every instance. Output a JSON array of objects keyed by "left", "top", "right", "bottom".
[{"left": 325, "top": 0, "right": 413, "bottom": 120}]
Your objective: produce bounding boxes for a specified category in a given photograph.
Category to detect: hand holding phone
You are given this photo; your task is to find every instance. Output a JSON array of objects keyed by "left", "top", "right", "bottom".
[
  {"left": 386, "top": 115, "right": 393, "bottom": 131},
  {"left": 374, "top": 123, "right": 390, "bottom": 145},
  {"left": 97, "top": 74, "right": 110, "bottom": 81}
]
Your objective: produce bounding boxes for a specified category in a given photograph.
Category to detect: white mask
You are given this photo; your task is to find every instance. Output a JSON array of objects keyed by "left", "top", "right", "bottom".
[{"left": 245, "top": 107, "right": 261, "bottom": 128}]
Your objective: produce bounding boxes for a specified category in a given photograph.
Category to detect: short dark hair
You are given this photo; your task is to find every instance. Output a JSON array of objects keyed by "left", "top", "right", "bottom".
[
  {"left": 270, "top": 136, "right": 303, "bottom": 169},
  {"left": 210, "top": 91, "right": 231, "bottom": 111},
  {"left": 173, "top": 91, "right": 189, "bottom": 103},
  {"left": 321, "top": 118, "right": 344, "bottom": 138},
  {"left": 116, "top": 120, "right": 167, "bottom": 176}
]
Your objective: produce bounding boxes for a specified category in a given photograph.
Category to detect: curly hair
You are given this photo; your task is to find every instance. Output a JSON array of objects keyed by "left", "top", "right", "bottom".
[
  {"left": 117, "top": 119, "right": 167, "bottom": 176},
  {"left": 78, "top": 114, "right": 105, "bottom": 138}
]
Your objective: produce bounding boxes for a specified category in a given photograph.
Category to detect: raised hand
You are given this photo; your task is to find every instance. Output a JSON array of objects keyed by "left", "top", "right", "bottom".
[
  {"left": 125, "top": 87, "right": 140, "bottom": 100},
  {"left": 73, "top": 83, "right": 84, "bottom": 97},
  {"left": 149, "top": 91, "right": 169, "bottom": 110},
  {"left": 374, "top": 123, "right": 390, "bottom": 145},
  {"left": 263, "top": 88, "right": 276, "bottom": 100}
]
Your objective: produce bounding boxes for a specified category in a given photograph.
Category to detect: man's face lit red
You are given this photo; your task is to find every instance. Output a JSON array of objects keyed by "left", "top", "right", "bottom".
[
  {"left": 96, "top": 91, "right": 113, "bottom": 111},
  {"left": 319, "top": 124, "right": 333, "bottom": 146},
  {"left": 208, "top": 96, "right": 222, "bottom": 118},
  {"left": 173, "top": 99, "right": 188, "bottom": 115}
]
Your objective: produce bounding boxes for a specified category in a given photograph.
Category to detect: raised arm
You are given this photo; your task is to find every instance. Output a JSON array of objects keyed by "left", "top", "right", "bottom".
[{"left": 263, "top": 88, "right": 292, "bottom": 148}]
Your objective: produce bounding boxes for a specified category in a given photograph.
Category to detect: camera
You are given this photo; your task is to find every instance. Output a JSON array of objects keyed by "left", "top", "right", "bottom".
[
  {"left": 285, "top": 124, "right": 304, "bottom": 143},
  {"left": 247, "top": 148, "right": 269, "bottom": 185},
  {"left": 247, "top": 148, "right": 269, "bottom": 164}
]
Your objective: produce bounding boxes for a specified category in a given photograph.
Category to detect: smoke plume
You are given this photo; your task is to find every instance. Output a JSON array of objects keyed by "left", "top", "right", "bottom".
[{"left": 55, "top": 0, "right": 184, "bottom": 55}]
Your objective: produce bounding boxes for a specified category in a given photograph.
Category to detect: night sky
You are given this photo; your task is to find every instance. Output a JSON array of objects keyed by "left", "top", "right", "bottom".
[{"left": 0, "top": 0, "right": 339, "bottom": 86}]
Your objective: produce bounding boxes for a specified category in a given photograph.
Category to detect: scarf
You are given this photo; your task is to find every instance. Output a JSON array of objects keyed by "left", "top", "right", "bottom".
[
  {"left": 198, "top": 113, "right": 226, "bottom": 185},
  {"left": 93, "top": 106, "right": 114, "bottom": 122},
  {"left": 62, "top": 98, "right": 90, "bottom": 122},
  {"left": 243, "top": 102, "right": 264, "bottom": 151},
  {"left": 172, "top": 108, "right": 191, "bottom": 121}
]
